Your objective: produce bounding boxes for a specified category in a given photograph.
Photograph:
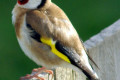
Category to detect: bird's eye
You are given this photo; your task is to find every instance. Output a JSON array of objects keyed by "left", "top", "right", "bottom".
[{"left": 17, "top": 0, "right": 29, "bottom": 5}]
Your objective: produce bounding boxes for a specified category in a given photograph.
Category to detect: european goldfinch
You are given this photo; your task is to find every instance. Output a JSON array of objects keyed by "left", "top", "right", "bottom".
[{"left": 12, "top": 0, "right": 99, "bottom": 80}]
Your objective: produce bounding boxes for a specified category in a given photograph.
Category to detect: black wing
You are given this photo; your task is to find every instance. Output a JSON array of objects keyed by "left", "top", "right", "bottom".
[{"left": 55, "top": 41, "right": 93, "bottom": 80}]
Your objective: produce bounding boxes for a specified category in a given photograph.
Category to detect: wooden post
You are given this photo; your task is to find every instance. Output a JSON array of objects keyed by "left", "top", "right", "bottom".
[
  {"left": 21, "top": 19, "right": 120, "bottom": 80},
  {"left": 84, "top": 19, "right": 120, "bottom": 80}
]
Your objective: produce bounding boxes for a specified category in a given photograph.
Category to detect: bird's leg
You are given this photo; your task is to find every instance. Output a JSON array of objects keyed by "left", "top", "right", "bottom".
[
  {"left": 20, "top": 67, "right": 54, "bottom": 80},
  {"left": 32, "top": 67, "right": 53, "bottom": 77}
]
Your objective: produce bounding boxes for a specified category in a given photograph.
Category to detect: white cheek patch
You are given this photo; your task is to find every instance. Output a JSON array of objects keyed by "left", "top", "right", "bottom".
[{"left": 17, "top": 0, "right": 42, "bottom": 9}]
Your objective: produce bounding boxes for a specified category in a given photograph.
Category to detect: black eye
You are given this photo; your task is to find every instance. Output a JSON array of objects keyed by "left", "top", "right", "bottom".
[{"left": 17, "top": 0, "right": 29, "bottom": 5}]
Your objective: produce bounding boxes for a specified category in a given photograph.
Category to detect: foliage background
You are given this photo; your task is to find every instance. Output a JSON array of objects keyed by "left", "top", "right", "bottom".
[{"left": 0, "top": 0, "right": 120, "bottom": 80}]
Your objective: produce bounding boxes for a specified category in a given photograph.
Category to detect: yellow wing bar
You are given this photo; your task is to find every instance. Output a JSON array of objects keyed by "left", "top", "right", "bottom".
[{"left": 40, "top": 37, "right": 71, "bottom": 63}]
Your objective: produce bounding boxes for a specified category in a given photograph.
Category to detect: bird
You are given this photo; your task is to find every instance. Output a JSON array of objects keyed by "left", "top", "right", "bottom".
[{"left": 12, "top": 0, "right": 99, "bottom": 80}]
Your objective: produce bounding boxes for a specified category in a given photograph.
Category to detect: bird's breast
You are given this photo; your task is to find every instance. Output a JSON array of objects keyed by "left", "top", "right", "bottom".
[{"left": 17, "top": 22, "right": 42, "bottom": 65}]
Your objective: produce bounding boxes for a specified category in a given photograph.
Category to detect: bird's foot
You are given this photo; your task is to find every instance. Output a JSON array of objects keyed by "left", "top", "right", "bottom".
[
  {"left": 32, "top": 67, "right": 46, "bottom": 75},
  {"left": 20, "top": 74, "right": 45, "bottom": 80},
  {"left": 20, "top": 67, "right": 54, "bottom": 80}
]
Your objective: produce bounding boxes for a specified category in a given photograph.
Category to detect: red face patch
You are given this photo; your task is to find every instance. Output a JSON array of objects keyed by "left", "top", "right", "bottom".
[{"left": 17, "top": 0, "right": 29, "bottom": 5}]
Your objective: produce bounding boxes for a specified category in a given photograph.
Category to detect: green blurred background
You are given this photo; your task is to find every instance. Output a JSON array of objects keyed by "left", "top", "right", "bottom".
[{"left": 0, "top": 0, "right": 120, "bottom": 80}]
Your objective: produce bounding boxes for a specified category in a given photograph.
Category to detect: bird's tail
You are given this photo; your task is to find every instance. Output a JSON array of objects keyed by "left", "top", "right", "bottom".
[
  {"left": 79, "top": 50, "right": 99, "bottom": 80},
  {"left": 82, "top": 68, "right": 99, "bottom": 80}
]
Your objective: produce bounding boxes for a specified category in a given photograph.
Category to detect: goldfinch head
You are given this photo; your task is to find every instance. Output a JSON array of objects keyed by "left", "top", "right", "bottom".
[{"left": 17, "top": 0, "right": 51, "bottom": 9}]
